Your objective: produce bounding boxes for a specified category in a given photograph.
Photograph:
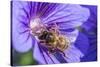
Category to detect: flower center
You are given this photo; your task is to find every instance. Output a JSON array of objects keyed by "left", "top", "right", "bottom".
[
  {"left": 29, "top": 18, "right": 70, "bottom": 53},
  {"left": 29, "top": 18, "right": 46, "bottom": 36}
]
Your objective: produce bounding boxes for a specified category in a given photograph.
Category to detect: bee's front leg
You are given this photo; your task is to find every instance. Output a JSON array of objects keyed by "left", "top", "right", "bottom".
[{"left": 39, "top": 40, "right": 47, "bottom": 45}]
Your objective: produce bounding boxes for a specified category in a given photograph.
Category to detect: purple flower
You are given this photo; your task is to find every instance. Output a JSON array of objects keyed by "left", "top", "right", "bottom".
[{"left": 12, "top": 1, "right": 90, "bottom": 64}]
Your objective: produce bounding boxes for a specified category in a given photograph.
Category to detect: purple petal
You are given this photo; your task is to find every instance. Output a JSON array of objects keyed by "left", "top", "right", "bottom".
[
  {"left": 33, "top": 40, "right": 46, "bottom": 64},
  {"left": 38, "top": 3, "right": 58, "bottom": 18},
  {"left": 42, "top": 4, "right": 90, "bottom": 29},
  {"left": 61, "top": 29, "right": 79, "bottom": 43},
  {"left": 60, "top": 29, "right": 82, "bottom": 62},
  {"left": 33, "top": 40, "right": 60, "bottom": 64},
  {"left": 12, "top": 1, "right": 33, "bottom": 52},
  {"left": 60, "top": 29, "right": 83, "bottom": 62},
  {"left": 64, "top": 44, "right": 84, "bottom": 62},
  {"left": 75, "top": 32, "right": 89, "bottom": 55}
]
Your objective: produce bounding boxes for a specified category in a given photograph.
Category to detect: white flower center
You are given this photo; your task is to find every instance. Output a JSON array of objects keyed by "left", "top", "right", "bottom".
[
  {"left": 30, "top": 18, "right": 41, "bottom": 29},
  {"left": 29, "top": 18, "right": 45, "bottom": 36}
]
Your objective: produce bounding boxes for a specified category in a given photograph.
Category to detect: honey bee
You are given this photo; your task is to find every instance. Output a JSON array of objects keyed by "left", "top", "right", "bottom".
[
  {"left": 37, "top": 24, "right": 70, "bottom": 56},
  {"left": 30, "top": 21, "right": 70, "bottom": 56}
]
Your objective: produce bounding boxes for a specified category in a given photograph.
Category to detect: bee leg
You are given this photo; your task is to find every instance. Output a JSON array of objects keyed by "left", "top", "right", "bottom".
[
  {"left": 48, "top": 47, "right": 56, "bottom": 54},
  {"left": 39, "top": 40, "right": 45, "bottom": 43},
  {"left": 48, "top": 49, "right": 54, "bottom": 54},
  {"left": 57, "top": 49, "right": 66, "bottom": 57},
  {"left": 61, "top": 51, "right": 66, "bottom": 57},
  {"left": 39, "top": 40, "right": 46, "bottom": 45}
]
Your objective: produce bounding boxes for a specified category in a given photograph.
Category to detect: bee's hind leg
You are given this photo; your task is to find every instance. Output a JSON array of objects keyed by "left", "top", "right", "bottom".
[{"left": 57, "top": 49, "right": 67, "bottom": 57}]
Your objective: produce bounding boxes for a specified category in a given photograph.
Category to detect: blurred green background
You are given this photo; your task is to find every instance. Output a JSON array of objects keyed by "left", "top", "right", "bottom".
[{"left": 12, "top": 49, "right": 38, "bottom": 66}]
